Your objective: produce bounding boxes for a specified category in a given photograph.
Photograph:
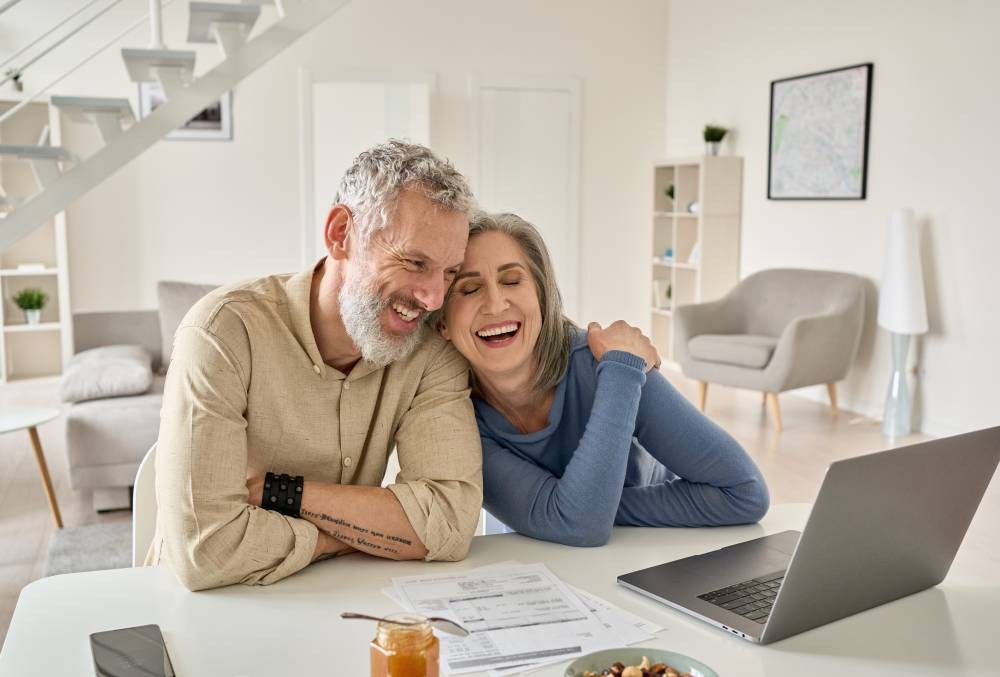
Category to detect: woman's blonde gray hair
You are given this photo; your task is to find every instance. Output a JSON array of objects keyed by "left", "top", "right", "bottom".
[{"left": 456, "top": 212, "right": 576, "bottom": 394}]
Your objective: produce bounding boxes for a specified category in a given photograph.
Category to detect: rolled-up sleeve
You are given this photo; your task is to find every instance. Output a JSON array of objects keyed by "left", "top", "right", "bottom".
[
  {"left": 155, "top": 307, "right": 318, "bottom": 591},
  {"left": 387, "top": 341, "right": 483, "bottom": 561}
]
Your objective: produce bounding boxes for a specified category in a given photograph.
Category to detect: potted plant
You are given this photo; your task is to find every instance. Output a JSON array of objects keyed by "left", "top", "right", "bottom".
[
  {"left": 703, "top": 125, "right": 728, "bottom": 155},
  {"left": 664, "top": 184, "right": 675, "bottom": 210},
  {"left": 13, "top": 287, "right": 47, "bottom": 325}
]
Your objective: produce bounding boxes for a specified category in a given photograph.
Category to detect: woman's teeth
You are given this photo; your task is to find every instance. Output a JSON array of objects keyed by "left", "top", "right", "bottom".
[
  {"left": 476, "top": 323, "right": 519, "bottom": 338},
  {"left": 392, "top": 303, "right": 419, "bottom": 321}
]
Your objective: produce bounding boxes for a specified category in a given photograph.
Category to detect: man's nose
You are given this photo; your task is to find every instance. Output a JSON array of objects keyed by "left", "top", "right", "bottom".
[{"left": 413, "top": 273, "right": 447, "bottom": 311}]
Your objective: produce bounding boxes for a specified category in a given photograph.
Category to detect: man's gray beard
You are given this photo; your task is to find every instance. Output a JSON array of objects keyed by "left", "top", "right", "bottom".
[{"left": 339, "top": 265, "right": 426, "bottom": 368}]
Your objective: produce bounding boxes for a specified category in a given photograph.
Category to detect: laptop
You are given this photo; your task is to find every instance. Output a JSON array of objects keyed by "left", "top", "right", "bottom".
[{"left": 617, "top": 426, "right": 1000, "bottom": 644}]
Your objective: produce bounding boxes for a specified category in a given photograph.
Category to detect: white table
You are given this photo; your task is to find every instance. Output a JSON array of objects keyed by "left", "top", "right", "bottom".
[
  {"left": 2, "top": 504, "right": 998, "bottom": 676},
  {"left": 0, "top": 406, "right": 62, "bottom": 528}
]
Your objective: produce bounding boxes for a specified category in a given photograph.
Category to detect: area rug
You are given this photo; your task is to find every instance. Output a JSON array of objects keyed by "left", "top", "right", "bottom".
[{"left": 44, "top": 521, "right": 132, "bottom": 577}]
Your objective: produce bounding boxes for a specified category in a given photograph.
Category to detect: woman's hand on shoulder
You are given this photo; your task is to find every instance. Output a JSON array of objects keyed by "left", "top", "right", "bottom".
[{"left": 587, "top": 320, "right": 661, "bottom": 372}]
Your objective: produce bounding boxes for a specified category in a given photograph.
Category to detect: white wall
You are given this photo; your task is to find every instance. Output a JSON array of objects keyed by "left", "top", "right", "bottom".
[
  {"left": 664, "top": 0, "right": 1000, "bottom": 435},
  {"left": 30, "top": 0, "right": 667, "bottom": 334}
]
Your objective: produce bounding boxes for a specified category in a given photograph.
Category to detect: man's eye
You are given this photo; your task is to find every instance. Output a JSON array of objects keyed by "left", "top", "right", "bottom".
[{"left": 405, "top": 259, "right": 425, "bottom": 270}]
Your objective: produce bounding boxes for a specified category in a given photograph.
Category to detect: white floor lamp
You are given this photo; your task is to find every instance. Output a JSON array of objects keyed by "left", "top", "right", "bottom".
[{"left": 877, "top": 208, "right": 928, "bottom": 437}]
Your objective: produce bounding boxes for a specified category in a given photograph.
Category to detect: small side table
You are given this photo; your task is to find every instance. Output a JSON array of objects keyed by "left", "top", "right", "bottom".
[{"left": 0, "top": 407, "right": 63, "bottom": 528}]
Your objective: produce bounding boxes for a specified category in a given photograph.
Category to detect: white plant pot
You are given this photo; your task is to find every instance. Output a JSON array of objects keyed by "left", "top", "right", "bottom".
[
  {"left": 24, "top": 309, "right": 41, "bottom": 325},
  {"left": 705, "top": 141, "right": 720, "bottom": 156}
]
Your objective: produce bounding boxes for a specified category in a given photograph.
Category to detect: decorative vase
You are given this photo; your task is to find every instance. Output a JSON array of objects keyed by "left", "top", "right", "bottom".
[
  {"left": 705, "top": 141, "right": 720, "bottom": 156},
  {"left": 25, "top": 309, "right": 41, "bottom": 325}
]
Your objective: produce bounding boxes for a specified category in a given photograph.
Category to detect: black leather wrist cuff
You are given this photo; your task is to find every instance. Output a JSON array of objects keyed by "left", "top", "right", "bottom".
[{"left": 263, "top": 471, "right": 304, "bottom": 518}]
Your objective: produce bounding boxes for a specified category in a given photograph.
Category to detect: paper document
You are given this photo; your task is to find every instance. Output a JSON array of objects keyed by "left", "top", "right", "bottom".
[
  {"left": 387, "top": 562, "right": 663, "bottom": 675},
  {"left": 391, "top": 563, "right": 615, "bottom": 674}
]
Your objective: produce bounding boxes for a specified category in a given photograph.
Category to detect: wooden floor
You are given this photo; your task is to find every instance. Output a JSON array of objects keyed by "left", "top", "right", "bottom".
[{"left": 0, "top": 372, "right": 996, "bottom": 648}]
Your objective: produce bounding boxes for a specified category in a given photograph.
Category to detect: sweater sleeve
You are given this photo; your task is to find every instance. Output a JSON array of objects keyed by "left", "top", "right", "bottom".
[
  {"left": 482, "top": 351, "right": 646, "bottom": 546},
  {"left": 615, "top": 369, "right": 770, "bottom": 527}
]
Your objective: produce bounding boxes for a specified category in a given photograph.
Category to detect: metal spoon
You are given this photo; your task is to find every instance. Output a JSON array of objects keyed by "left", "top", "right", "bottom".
[{"left": 341, "top": 611, "right": 470, "bottom": 637}]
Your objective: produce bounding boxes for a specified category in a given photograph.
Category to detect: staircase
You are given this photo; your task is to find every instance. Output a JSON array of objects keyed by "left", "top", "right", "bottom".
[{"left": 0, "top": 0, "right": 349, "bottom": 251}]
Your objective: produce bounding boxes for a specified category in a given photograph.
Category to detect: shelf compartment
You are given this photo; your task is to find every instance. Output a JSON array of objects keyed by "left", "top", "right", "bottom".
[
  {"left": 4, "top": 322, "right": 62, "bottom": 333},
  {"left": 0, "top": 268, "right": 59, "bottom": 276}
]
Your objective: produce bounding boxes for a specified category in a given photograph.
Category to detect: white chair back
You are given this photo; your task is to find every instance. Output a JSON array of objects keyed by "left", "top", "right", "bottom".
[{"left": 132, "top": 444, "right": 157, "bottom": 567}]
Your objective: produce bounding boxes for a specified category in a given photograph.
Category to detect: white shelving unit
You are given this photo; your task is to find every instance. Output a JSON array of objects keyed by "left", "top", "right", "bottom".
[
  {"left": 650, "top": 156, "right": 742, "bottom": 367},
  {"left": 0, "top": 100, "right": 73, "bottom": 382}
]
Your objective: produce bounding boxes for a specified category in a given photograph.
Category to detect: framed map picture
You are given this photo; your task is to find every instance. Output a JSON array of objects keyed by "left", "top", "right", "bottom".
[{"left": 768, "top": 63, "right": 873, "bottom": 199}]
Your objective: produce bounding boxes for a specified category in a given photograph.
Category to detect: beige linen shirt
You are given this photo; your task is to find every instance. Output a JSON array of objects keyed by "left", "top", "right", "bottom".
[{"left": 150, "top": 263, "right": 483, "bottom": 591}]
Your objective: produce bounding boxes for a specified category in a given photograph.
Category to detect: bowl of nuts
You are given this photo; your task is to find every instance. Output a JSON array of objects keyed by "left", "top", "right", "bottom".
[{"left": 564, "top": 648, "right": 717, "bottom": 677}]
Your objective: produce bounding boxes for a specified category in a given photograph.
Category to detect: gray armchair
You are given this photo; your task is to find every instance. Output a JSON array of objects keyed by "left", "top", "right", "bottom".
[{"left": 674, "top": 268, "right": 866, "bottom": 431}]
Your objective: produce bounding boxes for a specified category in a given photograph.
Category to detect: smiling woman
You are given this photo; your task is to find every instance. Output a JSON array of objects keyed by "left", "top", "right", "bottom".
[{"left": 439, "top": 212, "right": 771, "bottom": 546}]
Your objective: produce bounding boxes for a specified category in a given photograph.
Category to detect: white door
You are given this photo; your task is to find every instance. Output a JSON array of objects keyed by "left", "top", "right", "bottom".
[
  {"left": 300, "top": 70, "right": 433, "bottom": 264},
  {"left": 470, "top": 76, "right": 582, "bottom": 320}
]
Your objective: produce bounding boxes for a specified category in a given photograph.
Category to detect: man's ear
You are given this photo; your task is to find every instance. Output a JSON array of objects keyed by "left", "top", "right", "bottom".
[
  {"left": 324, "top": 204, "right": 354, "bottom": 260},
  {"left": 438, "top": 319, "right": 451, "bottom": 341}
]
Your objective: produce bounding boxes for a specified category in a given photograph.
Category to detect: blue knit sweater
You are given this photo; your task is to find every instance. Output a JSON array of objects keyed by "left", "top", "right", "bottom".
[{"left": 475, "top": 329, "right": 770, "bottom": 546}]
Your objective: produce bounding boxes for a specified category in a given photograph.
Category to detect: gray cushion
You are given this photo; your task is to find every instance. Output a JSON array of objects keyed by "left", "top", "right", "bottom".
[
  {"left": 60, "top": 345, "right": 153, "bottom": 403},
  {"left": 688, "top": 334, "right": 778, "bottom": 369},
  {"left": 157, "top": 281, "right": 216, "bottom": 366}
]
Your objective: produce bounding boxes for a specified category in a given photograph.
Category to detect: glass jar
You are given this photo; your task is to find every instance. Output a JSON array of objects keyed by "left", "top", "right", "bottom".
[{"left": 370, "top": 614, "right": 440, "bottom": 677}]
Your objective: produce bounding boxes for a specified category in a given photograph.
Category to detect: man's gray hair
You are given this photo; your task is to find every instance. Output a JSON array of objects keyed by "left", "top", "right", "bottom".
[{"left": 335, "top": 140, "right": 476, "bottom": 242}]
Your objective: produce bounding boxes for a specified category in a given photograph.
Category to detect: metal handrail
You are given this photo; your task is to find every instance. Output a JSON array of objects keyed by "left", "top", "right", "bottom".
[
  {"left": 1, "top": 0, "right": 130, "bottom": 88},
  {"left": 1, "top": 0, "right": 108, "bottom": 73},
  {"left": 0, "top": 0, "right": 176, "bottom": 127}
]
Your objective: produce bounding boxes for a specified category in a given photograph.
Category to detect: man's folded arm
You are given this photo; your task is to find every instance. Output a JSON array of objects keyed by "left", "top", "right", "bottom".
[
  {"left": 156, "top": 318, "right": 319, "bottom": 591},
  {"left": 387, "top": 340, "right": 484, "bottom": 561}
]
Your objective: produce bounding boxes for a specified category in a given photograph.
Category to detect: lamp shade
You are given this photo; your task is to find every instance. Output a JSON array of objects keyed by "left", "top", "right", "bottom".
[{"left": 877, "top": 208, "right": 928, "bottom": 334}]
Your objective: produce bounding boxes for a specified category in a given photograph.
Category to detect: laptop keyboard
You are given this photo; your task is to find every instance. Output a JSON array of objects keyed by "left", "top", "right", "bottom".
[{"left": 697, "top": 571, "right": 785, "bottom": 624}]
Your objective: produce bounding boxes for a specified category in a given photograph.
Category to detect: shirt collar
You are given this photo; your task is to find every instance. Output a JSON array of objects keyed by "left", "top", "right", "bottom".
[{"left": 284, "top": 257, "right": 383, "bottom": 381}]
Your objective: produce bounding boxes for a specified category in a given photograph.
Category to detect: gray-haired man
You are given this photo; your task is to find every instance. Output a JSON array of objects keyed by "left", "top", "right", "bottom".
[{"left": 151, "top": 141, "right": 483, "bottom": 591}]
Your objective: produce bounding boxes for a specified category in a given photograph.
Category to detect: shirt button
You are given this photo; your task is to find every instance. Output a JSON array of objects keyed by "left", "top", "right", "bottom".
[
  {"left": 343, "top": 457, "right": 353, "bottom": 468},
  {"left": 312, "top": 364, "right": 321, "bottom": 375},
  {"left": 343, "top": 381, "right": 351, "bottom": 390}
]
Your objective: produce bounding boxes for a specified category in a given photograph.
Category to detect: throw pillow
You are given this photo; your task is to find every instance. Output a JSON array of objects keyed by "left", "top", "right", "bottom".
[{"left": 60, "top": 345, "right": 153, "bottom": 403}]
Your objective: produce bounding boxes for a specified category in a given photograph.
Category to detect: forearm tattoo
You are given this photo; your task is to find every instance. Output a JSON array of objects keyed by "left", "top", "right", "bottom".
[{"left": 301, "top": 509, "right": 414, "bottom": 555}]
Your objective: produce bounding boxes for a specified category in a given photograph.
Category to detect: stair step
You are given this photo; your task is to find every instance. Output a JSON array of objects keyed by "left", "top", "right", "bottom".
[
  {"left": 188, "top": 2, "right": 260, "bottom": 42},
  {"left": 51, "top": 96, "right": 136, "bottom": 144},
  {"left": 50, "top": 96, "right": 134, "bottom": 117},
  {"left": 0, "top": 145, "right": 73, "bottom": 161},
  {"left": 0, "top": 196, "right": 24, "bottom": 215},
  {"left": 0, "top": 145, "right": 76, "bottom": 189},
  {"left": 121, "top": 48, "right": 196, "bottom": 89}
]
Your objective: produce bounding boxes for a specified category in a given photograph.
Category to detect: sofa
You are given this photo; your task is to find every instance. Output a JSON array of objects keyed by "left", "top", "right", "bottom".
[{"left": 64, "top": 281, "right": 215, "bottom": 511}]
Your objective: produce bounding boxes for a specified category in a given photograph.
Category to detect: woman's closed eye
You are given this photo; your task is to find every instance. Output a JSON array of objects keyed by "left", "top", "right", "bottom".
[{"left": 460, "top": 285, "right": 481, "bottom": 296}]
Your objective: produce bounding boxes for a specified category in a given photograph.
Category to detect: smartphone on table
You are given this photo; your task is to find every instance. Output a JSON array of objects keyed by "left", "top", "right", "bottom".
[{"left": 90, "top": 624, "right": 176, "bottom": 676}]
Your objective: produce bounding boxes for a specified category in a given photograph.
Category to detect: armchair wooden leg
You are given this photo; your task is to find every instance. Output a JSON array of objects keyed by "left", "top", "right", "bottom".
[
  {"left": 697, "top": 381, "right": 708, "bottom": 412},
  {"left": 766, "top": 393, "right": 783, "bottom": 433},
  {"left": 827, "top": 382, "right": 839, "bottom": 415}
]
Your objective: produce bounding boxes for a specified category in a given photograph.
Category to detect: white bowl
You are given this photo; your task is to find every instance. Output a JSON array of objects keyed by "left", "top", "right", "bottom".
[{"left": 564, "top": 647, "right": 718, "bottom": 677}]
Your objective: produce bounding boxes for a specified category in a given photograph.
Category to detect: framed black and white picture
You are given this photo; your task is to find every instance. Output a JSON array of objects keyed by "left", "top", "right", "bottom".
[
  {"left": 138, "top": 82, "right": 233, "bottom": 141},
  {"left": 768, "top": 63, "right": 873, "bottom": 200}
]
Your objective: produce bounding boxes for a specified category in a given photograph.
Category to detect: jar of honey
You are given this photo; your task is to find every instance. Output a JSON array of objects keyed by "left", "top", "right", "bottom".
[{"left": 369, "top": 614, "right": 440, "bottom": 677}]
